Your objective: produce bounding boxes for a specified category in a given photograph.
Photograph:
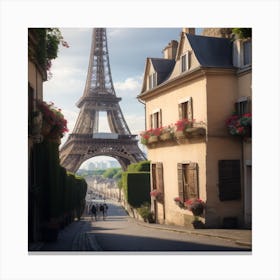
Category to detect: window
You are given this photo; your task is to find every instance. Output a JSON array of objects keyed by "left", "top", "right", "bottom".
[
  {"left": 151, "top": 162, "right": 164, "bottom": 193},
  {"left": 218, "top": 160, "right": 241, "bottom": 201},
  {"left": 243, "top": 41, "right": 252, "bottom": 66},
  {"left": 149, "top": 72, "right": 157, "bottom": 89},
  {"left": 181, "top": 52, "right": 190, "bottom": 72},
  {"left": 235, "top": 96, "right": 250, "bottom": 116},
  {"left": 178, "top": 97, "right": 193, "bottom": 121},
  {"left": 177, "top": 162, "right": 199, "bottom": 202},
  {"left": 150, "top": 109, "right": 162, "bottom": 129}
]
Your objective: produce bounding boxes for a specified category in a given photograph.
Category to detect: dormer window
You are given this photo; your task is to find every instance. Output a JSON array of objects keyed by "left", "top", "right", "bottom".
[
  {"left": 149, "top": 72, "right": 157, "bottom": 89},
  {"left": 181, "top": 52, "right": 190, "bottom": 72}
]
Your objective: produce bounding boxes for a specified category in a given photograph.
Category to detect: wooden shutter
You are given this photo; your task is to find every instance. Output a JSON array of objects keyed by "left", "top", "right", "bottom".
[
  {"left": 178, "top": 103, "right": 183, "bottom": 119},
  {"left": 150, "top": 114, "right": 153, "bottom": 129},
  {"left": 151, "top": 163, "right": 157, "bottom": 190},
  {"left": 218, "top": 160, "right": 241, "bottom": 201},
  {"left": 177, "top": 163, "right": 184, "bottom": 201},
  {"left": 187, "top": 97, "right": 193, "bottom": 121},
  {"left": 156, "top": 162, "right": 164, "bottom": 192},
  {"left": 186, "top": 163, "right": 199, "bottom": 199},
  {"left": 159, "top": 109, "right": 162, "bottom": 127}
]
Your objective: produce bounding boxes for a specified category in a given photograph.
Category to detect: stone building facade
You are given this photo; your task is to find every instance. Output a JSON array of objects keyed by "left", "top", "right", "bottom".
[{"left": 138, "top": 28, "right": 252, "bottom": 229}]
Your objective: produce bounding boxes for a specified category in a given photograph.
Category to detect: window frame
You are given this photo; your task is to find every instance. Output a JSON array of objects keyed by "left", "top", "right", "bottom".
[
  {"left": 148, "top": 72, "right": 157, "bottom": 89},
  {"left": 181, "top": 51, "right": 190, "bottom": 73},
  {"left": 178, "top": 97, "right": 193, "bottom": 121}
]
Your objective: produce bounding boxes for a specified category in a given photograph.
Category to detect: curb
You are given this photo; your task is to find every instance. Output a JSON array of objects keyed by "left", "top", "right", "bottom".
[{"left": 135, "top": 220, "right": 252, "bottom": 248}]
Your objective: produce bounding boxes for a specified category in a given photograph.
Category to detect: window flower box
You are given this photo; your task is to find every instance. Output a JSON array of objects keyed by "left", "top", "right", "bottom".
[
  {"left": 37, "top": 100, "right": 69, "bottom": 139},
  {"left": 226, "top": 113, "right": 252, "bottom": 138},
  {"left": 185, "top": 127, "right": 206, "bottom": 138},
  {"left": 148, "top": 135, "right": 159, "bottom": 144}
]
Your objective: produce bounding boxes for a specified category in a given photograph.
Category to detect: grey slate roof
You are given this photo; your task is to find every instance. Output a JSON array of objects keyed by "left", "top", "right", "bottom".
[
  {"left": 186, "top": 33, "right": 234, "bottom": 68},
  {"left": 150, "top": 58, "right": 175, "bottom": 85}
]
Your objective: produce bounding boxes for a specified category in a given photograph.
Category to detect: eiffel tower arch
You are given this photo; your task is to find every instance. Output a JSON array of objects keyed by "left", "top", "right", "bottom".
[{"left": 60, "top": 28, "right": 146, "bottom": 172}]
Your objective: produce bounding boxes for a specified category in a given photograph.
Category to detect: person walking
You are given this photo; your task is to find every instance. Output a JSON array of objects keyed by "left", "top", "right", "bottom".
[
  {"left": 91, "top": 204, "right": 97, "bottom": 221},
  {"left": 99, "top": 204, "right": 105, "bottom": 220}
]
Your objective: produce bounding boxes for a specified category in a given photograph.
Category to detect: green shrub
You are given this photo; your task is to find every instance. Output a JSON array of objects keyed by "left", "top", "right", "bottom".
[
  {"left": 122, "top": 172, "right": 150, "bottom": 208},
  {"left": 127, "top": 161, "right": 150, "bottom": 172},
  {"left": 137, "top": 202, "right": 154, "bottom": 223}
]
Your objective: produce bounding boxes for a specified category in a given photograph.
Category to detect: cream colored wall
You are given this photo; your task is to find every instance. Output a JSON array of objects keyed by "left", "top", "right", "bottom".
[
  {"left": 145, "top": 77, "right": 207, "bottom": 128},
  {"left": 149, "top": 141, "right": 207, "bottom": 226},
  {"left": 206, "top": 73, "right": 237, "bottom": 136},
  {"left": 237, "top": 72, "right": 252, "bottom": 100},
  {"left": 168, "top": 35, "right": 200, "bottom": 80},
  {"left": 205, "top": 137, "right": 243, "bottom": 227}
]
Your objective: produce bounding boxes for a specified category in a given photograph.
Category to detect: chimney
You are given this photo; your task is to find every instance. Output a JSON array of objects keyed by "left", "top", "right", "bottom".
[
  {"left": 163, "top": 40, "right": 178, "bottom": 59},
  {"left": 182, "top": 28, "right": 195, "bottom": 35}
]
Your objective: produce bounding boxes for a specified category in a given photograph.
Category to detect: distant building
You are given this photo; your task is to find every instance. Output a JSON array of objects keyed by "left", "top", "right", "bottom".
[{"left": 138, "top": 28, "right": 252, "bottom": 229}]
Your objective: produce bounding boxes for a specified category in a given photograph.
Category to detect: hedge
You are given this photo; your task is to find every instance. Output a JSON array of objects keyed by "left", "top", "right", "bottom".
[
  {"left": 122, "top": 172, "right": 150, "bottom": 208},
  {"left": 127, "top": 160, "right": 150, "bottom": 172},
  {"left": 30, "top": 139, "right": 88, "bottom": 237}
]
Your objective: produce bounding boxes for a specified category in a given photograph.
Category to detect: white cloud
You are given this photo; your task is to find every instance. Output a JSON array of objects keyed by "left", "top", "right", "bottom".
[{"left": 114, "top": 76, "right": 142, "bottom": 92}]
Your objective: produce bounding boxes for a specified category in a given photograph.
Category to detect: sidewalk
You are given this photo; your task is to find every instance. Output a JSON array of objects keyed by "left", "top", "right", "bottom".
[
  {"left": 29, "top": 214, "right": 251, "bottom": 251},
  {"left": 135, "top": 219, "right": 252, "bottom": 248}
]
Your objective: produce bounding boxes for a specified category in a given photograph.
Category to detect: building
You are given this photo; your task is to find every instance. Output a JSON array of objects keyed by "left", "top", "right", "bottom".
[
  {"left": 28, "top": 29, "right": 47, "bottom": 243},
  {"left": 138, "top": 28, "right": 252, "bottom": 229}
]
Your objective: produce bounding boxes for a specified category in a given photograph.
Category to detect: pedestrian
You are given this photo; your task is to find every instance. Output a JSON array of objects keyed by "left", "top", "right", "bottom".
[
  {"left": 91, "top": 204, "right": 97, "bottom": 221},
  {"left": 99, "top": 204, "right": 105, "bottom": 220},
  {"left": 103, "top": 203, "right": 108, "bottom": 217}
]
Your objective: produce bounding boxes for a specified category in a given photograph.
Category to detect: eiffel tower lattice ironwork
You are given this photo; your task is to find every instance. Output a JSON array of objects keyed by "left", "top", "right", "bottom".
[{"left": 60, "top": 28, "right": 146, "bottom": 172}]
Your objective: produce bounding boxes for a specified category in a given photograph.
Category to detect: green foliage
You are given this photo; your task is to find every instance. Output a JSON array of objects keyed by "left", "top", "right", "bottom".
[
  {"left": 137, "top": 202, "right": 154, "bottom": 223},
  {"left": 29, "top": 28, "right": 68, "bottom": 72},
  {"left": 113, "top": 169, "right": 122, "bottom": 180},
  {"left": 127, "top": 160, "right": 150, "bottom": 172},
  {"left": 30, "top": 139, "right": 87, "bottom": 225},
  {"left": 232, "top": 28, "right": 252, "bottom": 39},
  {"left": 102, "top": 167, "right": 121, "bottom": 179},
  {"left": 122, "top": 172, "right": 150, "bottom": 208}
]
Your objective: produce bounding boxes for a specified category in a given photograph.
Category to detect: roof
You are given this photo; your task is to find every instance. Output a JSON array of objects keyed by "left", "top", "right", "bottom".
[
  {"left": 150, "top": 58, "right": 175, "bottom": 84},
  {"left": 186, "top": 33, "right": 234, "bottom": 68}
]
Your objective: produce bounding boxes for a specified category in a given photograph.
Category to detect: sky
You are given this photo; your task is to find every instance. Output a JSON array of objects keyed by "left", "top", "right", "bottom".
[{"left": 43, "top": 28, "right": 189, "bottom": 168}]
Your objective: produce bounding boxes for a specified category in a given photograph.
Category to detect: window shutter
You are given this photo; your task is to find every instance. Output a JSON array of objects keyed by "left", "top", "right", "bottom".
[
  {"left": 177, "top": 163, "right": 184, "bottom": 201},
  {"left": 159, "top": 109, "right": 162, "bottom": 127},
  {"left": 150, "top": 114, "right": 153, "bottom": 129},
  {"left": 186, "top": 163, "right": 199, "bottom": 199},
  {"left": 178, "top": 103, "right": 183, "bottom": 119},
  {"left": 187, "top": 97, "right": 193, "bottom": 121},
  {"left": 156, "top": 162, "right": 164, "bottom": 193},
  {"left": 218, "top": 160, "right": 241, "bottom": 201},
  {"left": 151, "top": 163, "right": 157, "bottom": 190}
]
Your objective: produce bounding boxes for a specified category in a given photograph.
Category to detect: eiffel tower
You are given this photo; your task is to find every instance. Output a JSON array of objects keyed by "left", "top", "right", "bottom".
[{"left": 60, "top": 28, "right": 146, "bottom": 172}]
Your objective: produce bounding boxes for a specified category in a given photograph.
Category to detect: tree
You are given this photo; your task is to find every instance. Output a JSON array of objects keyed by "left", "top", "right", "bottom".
[{"left": 232, "top": 28, "right": 252, "bottom": 39}]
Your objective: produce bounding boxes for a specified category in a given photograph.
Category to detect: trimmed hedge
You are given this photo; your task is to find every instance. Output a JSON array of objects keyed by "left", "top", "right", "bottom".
[
  {"left": 122, "top": 172, "right": 150, "bottom": 208},
  {"left": 127, "top": 160, "right": 150, "bottom": 172},
  {"left": 30, "top": 139, "right": 87, "bottom": 239}
]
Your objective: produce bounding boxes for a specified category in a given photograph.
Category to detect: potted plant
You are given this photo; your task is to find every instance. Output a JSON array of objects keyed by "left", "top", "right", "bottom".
[
  {"left": 174, "top": 197, "right": 185, "bottom": 208},
  {"left": 226, "top": 112, "right": 252, "bottom": 138},
  {"left": 150, "top": 190, "right": 164, "bottom": 203},
  {"left": 184, "top": 198, "right": 206, "bottom": 229},
  {"left": 37, "top": 100, "right": 69, "bottom": 142},
  {"left": 137, "top": 202, "right": 154, "bottom": 223}
]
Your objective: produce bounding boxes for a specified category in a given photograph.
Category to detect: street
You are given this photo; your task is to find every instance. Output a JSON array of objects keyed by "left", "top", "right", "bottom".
[{"left": 38, "top": 200, "right": 250, "bottom": 252}]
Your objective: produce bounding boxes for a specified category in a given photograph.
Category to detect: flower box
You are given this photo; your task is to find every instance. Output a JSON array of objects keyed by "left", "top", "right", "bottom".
[
  {"left": 185, "top": 127, "right": 206, "bottom": 138},
  {"left": 159, "top": 131, "right": 172, "bottom": 141},
  {"left": 148, "top": 135, "right": 158, "bottom": 144},
  {"left": 174, "top": 130, "right": 186, "bottom": 139}
]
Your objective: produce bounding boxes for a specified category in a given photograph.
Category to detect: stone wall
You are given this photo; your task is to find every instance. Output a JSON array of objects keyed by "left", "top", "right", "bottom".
[{"left": 202, "top": 28, "right": 232, "bottom": 38}]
